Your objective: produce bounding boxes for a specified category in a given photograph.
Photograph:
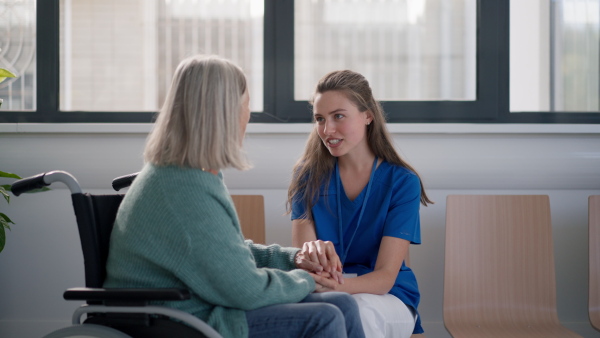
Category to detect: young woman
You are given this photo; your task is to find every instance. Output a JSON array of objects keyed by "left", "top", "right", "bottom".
[
  {"left": 288, "top": 70, "right": 433, "bottom": 337},
  {"left": 104, "top": 55, "right": 365, "bottom": 338}
]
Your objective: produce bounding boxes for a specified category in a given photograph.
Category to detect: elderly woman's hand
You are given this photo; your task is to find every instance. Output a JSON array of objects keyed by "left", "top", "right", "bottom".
[{"left": 295, "top": 240, "right": 344, "bottom": 284}]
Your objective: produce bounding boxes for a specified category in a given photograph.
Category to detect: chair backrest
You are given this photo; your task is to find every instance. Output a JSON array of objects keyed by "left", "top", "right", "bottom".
[
  {"left": 71, "top": 193, "right": 125, "bottom": 288},
  {"left": 444, "top": 195, "right": 560, "bottom": 325},
  {"left": 231, "top": 195, "right": 266, "bottom": 244},
  {"left": 590, "top": 195, "right": 600, "bottom": 331}
]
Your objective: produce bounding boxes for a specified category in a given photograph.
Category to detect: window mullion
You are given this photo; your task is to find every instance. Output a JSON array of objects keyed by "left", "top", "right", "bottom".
[{"left": 36, "top": 0, "right": 60, "bottom": 121}]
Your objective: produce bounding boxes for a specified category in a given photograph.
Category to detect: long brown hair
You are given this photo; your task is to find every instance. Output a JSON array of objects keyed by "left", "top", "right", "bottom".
[{"left": 286, "top": 70, "right": 433, "bottom": 221}]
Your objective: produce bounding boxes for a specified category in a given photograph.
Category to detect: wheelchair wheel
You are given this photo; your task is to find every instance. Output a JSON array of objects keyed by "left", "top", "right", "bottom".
[{"left": 43, "top": 323, "right": 133, "bottom": 338}]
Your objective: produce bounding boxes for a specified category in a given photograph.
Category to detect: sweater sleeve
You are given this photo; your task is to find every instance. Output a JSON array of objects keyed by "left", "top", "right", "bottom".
[
  {"left": 169, "top": 181, "right": 315, "bottom": 311},
  {"left": 245, "top": 240, "right": 299, "bottom": 270}
]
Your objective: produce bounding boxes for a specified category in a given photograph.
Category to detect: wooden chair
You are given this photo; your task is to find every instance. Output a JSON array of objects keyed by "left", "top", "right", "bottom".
[
  {"left": 590, "top": 195, "right": 600, "bottom": 332},
  {"left": 443, "top": 195, "right": 581, "bottom": 337},
  {"left": 231, "top": 195, "right": 265, "bottom": 244}
]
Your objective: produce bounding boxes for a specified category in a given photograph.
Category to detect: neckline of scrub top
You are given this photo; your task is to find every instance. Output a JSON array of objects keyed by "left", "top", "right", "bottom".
[{"left": 336, "top": 156, "right": 378, "bottom": 266}]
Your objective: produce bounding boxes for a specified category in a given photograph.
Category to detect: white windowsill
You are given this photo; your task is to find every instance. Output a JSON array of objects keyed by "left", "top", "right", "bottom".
[{"left": 0, "top": 122, "right": 599, "bottom": 134}]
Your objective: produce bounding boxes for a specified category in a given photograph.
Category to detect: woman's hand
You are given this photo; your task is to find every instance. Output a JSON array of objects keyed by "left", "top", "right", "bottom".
[
  {"left": 309, "top": 272, "right": 339, "bottom": 293},
  {"left": 295, "top": 240, "right": 344, "bottom": 284}
]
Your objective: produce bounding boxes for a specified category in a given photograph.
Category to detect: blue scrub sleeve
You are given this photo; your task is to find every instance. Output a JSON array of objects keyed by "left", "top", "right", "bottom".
[
  {"left": 382, "top": 173, "right": 421, "bottom": 244},
  {"left": 291, "top": 195, "right": 306, "bottom": 220}
]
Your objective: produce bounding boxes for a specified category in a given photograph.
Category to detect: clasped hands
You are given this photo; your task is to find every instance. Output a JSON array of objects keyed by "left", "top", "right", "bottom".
[{"left": 294, "top": 240, "right": 345, "bottom": 293}]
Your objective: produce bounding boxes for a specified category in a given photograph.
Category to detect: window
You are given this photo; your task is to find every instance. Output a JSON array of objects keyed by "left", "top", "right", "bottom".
[
  {"left": 510, "top": 0, "right": 599, "bottom": 113},
  {"left": 59, "top": 0, "right": 263, "bottom": 112},
  {"left": 0, "top": 0, "right": 599, "bottom": 124},
  {"left": 294, "top": 0, "right": 476, "bottom": 102},
  {"left": 270, "top": 0, "right": 502, "bottom": 122},
  {"left": 0, "top": 0, "right": 36, "bottom": 111}
]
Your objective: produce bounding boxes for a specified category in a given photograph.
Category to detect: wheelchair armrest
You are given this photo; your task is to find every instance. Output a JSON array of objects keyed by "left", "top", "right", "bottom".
[{"left": 64, "top": 287, "right": 191, "bottom": 304}]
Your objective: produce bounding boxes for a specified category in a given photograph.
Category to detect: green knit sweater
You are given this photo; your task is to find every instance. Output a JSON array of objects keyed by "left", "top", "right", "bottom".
[{"left": 104, "top": 164, "right": 315, "bottom": 338}]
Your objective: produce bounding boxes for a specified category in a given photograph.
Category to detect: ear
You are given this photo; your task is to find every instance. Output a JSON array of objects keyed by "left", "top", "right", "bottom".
[{"left": 365, "top": 111, "right": 374, "bottom": 125}]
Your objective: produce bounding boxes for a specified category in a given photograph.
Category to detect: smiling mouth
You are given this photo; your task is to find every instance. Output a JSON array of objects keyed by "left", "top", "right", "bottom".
[{"left": 327, "top": 139, "right": 342, "bottom": 146}]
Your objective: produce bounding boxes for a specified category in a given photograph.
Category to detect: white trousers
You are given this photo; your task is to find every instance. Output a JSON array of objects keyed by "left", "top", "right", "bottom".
[{"left": 352, "top": 293, "right": 417, "bottom": 338}]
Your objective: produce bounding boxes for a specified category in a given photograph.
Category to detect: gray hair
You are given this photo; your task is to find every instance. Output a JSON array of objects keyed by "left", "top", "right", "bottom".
[{"left": 144, "top": 55, "right": 251, "bottom": 171}]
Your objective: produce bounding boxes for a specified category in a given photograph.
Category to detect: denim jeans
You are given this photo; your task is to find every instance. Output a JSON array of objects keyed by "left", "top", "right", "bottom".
[{"left": 246, "top": 292, "right": 365, "bottom": 338}]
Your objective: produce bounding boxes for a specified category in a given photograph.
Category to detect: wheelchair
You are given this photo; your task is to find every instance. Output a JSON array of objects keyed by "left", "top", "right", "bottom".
[{"left": 11, "top": 171, "right": 223, "bottom": 338}]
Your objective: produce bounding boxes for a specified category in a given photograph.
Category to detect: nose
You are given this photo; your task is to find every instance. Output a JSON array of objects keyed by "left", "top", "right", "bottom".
[{"left": 323, "top": 119, "right": 335, "bottom": 135}]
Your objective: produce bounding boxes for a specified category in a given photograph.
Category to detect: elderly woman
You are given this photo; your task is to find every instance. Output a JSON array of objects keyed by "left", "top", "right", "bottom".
[{"left": 104, "top": 55, "right": 364, "bottom": 338}]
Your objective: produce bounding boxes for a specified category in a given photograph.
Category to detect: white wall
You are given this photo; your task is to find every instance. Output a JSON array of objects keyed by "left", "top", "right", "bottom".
[{"left": 1, "top": 123, "right": 600, "bottom": 337}]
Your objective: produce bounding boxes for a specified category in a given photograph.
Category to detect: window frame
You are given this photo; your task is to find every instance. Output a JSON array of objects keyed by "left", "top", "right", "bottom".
[
  {"left": 270, "top": 0, "right": 502, "bottom": 123},
  {"left": 1, "top": 0, "right": 599, "bottom": 124}
]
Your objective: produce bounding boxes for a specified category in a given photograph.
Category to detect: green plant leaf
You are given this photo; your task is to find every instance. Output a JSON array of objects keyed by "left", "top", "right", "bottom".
[
  {"left": 0, "top": 168, "right": 47, "bottom": 254},
  {"left": 0, "top": 171, "right": 21, "bottom": 179},
  {"left": 0, "top": 68, "right": 16, "bottom": 85},
  {"left": 0, "top": 226, "right": 5, "bottom": 253},
  {"left": 0, "top": 212, "right": 14, "bottom": 226},
  {"left": 1, "top": 209, "right": 14, "bottom": 253},
  {"left": 1, "top": 213, "right": 11, "bottom": 252},
  {"left": 1, "top": 187, "right": 9, "bottom": 204},
  {"left": 0, "top": 69, "right": 16, "bottom": 77}
]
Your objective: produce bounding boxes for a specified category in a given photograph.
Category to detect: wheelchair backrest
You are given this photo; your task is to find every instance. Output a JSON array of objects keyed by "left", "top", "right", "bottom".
[{"left": 71, "top": 193, "right": 125, "bottom": 288}]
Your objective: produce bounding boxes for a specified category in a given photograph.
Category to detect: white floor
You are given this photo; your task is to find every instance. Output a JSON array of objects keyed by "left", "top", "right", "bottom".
[
  {"left": 1, "top": 320, "right": 599, "bottom": 337},
  {"left": 421, "top": 322, "right": 600, "bottom": 338}
]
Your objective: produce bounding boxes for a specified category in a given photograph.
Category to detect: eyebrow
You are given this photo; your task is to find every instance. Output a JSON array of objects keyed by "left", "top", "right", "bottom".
[{"left": 313, "top": 108, "right": 347, "bottom": 117}]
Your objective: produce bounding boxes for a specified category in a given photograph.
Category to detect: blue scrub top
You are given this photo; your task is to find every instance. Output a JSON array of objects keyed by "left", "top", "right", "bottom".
[{"left": 292, "top": 161, "right": 424, "bottom": 334}]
